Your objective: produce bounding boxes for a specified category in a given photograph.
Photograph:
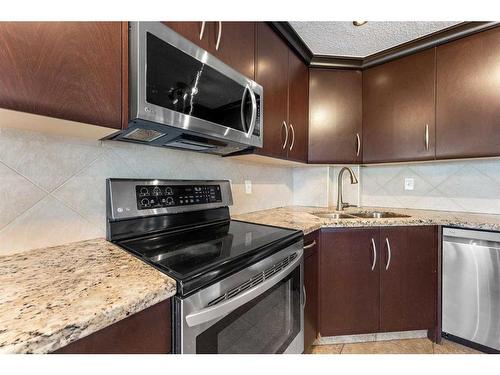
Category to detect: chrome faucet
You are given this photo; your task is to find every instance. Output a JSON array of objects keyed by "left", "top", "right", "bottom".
[{"left": 336, "top": 167, "right": 359, "bottom": 211}]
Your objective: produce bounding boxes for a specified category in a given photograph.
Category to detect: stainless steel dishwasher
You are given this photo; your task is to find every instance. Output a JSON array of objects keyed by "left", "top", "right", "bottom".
[{"left": 443, "top": 227, "right": 500, "bottom": 352}]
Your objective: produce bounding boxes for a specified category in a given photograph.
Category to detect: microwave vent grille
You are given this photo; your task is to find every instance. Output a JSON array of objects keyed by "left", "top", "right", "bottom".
[{"left": 123, "top": 128, "right": 166, "bottom": 142}]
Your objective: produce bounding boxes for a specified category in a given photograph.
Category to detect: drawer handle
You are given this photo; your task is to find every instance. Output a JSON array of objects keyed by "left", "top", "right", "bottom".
[
  {"left": 356, "top": 133, "right": 361, "bottom": 157},
  {"left": 304, "top": 240, "right": 316, "bottom": 250},
  {"left": 371, "top": 238, "right": 377, "bottom": 271}
]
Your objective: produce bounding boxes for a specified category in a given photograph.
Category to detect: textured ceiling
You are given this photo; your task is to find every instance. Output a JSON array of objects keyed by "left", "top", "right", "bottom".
[{"left": 289, "top": 22, "right": 461, "bottom": 58}]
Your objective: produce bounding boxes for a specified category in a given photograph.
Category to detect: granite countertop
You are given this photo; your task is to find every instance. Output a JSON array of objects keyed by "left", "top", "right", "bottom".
[
  {"left": 0, "top": 238, "right": 176, "bottom": 354},
  {"left": 234, "top": 206, "right": 500, "bottom": 235},
  {"left": 4, "top": 205, "right": 500, "bottom": 354}
]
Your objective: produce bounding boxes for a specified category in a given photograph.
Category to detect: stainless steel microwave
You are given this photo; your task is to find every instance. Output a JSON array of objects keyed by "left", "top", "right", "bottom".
[{"left": 110, "top": 22, "right": 263, "bottom": 155}]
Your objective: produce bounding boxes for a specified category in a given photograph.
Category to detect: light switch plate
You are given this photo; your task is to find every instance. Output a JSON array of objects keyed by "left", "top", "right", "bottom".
[
  {"left": 404, "top": 178, "right": 415, "bottom": 191},
  {"left": 244, "top": 180, "right": 252, "bottom": 194}
]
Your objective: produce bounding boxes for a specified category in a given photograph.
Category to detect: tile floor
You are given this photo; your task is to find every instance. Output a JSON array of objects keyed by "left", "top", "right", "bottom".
[{"left": 310, "top": 338, "right": 482, "bottom": 354}]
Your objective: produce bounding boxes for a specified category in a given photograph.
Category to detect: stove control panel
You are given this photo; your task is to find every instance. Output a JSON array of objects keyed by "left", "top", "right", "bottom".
[{"left": 135, "top": 184, "right": 222, "bottom": 210}]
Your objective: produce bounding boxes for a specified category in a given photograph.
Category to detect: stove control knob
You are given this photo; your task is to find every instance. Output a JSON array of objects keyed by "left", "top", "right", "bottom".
[
  {"left": 139, "top": 187, "right": 149, "bottom": 196},
  {"left": 152, "top": 186, "right": 161, "bottom": 196},
  {"left": 140, "top": 198, "right": 150, "bottom": 207},
  {"left": 165, "top": 187, "right": 173, "bottom": 195},
  {"left": 166, "top": 197, "right": 174, "bottom": 205}
]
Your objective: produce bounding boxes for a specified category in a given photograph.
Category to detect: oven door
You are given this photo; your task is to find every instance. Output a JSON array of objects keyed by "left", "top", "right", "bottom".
[
  {"left": 174, "top": 243, "right": 304, "bottom": 354},
  {"left": 129, "top": 21, "right": 263, "bottom": 149}
]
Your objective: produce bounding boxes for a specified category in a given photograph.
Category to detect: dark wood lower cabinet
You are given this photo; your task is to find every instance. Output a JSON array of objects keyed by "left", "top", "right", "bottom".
[
  {"left": 319, "top": 226, "right": 438, "bottom": 338},
  {"left": 303, "top": 232, "right": 319, "bottom": 353},
  {"left": 379, "top": 227, "right": 437, "bottom": 332},
  {"left": 319, "top": 228, "right": 380, "bottom": 336},
  {"left": 54, "top": 299, "right": 171, "bottom": 354}
]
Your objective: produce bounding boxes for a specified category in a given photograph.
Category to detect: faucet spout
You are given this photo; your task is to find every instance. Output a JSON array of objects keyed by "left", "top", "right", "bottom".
[{"left": 336, "top": 167, "right": 359, "bottom": 211}]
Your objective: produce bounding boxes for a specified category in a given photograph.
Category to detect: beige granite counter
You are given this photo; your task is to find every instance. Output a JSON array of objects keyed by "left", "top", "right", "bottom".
[
  {"left": 234, "top": 206, "right": 500, "bottom": 234},
  {"left": 4, "top": 206, "right": 500, "bottom": 354},
  {"left": 0, "top": 238, "right": 176, "bottom": 354}
]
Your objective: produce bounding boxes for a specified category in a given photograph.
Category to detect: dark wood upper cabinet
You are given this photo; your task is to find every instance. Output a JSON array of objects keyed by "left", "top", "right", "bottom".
[
  {"left": 363, "top": 48, "right": 436, "bottom": 163},
  {"left": 255, "top": 23, "right": 289, "bottom": 159},
  {"left": 303, "top": 231, "right": 319, "bottom": 353},
  {"left": 253, "top": 23, "right": 309, "bottom": 162},
  {"left": 207, "top": 22, "right": 255, "bottom": 79},
  {"left": 287, "top": 51, "right": 309, "bottom": 163},
  {"left": 164, "top": 22, "right": 255, "bottom": 79},
  {"left": 0, "top": 22, "right": 125, "bottom": 129},
  {"left": 162, "top": 22, "right": 209, "bottom": 50},
  {"left": 436, "top": 27, "right": 500, "bottom": 159},
  {"left": 319, "top": 228, "right": 380, "bottom": 336},
  {"left": 309, "top": 69, "right": 362, "bottom": 164},
  {"left": 379, "top": 226, "right": 437, "bottom": 333}
]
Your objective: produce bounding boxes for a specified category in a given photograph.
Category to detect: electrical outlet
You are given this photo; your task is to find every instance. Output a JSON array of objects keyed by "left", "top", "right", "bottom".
[
  {"left": 244, "top": 180, "right": 252, "bottom": 194},
  {"left": 404, "top": 178, "right": 415, "bottom": 191}
]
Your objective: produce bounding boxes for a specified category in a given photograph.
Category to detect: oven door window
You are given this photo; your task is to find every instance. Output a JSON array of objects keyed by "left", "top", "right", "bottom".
[
  {"left": 196, "top": 267, "right": 301, "bottom": 354},
  {"left": 146, "top": 32, "right": 260, "bottom": 137}
]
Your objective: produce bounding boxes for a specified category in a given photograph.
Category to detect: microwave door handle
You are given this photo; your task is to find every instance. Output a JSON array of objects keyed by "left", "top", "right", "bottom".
[
  {"left": 240, "top": 85, "right": 249, "bottom": 133},
  {"left": 185, "top": 249, "right": 303, "bottom": 327},
  {"left": 245, "top": 86, "right": 257, "bottom": 138}
]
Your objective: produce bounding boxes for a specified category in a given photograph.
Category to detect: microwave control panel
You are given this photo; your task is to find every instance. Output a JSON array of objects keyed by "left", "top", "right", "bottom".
[{"left": 135, "top": 184, "right": 222, "bottom": 210}]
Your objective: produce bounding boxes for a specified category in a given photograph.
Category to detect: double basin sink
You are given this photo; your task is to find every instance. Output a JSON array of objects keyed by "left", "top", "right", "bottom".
[{"left": 313, "top": 211, "right": 411, "bottom": 220}]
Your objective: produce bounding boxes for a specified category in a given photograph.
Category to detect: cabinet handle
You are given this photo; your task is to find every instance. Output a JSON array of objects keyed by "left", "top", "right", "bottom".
[
  {"left": 199, "top": 21, "right": 206, "bottom": 40},
  {"left": 282, "top": 121, "right": 288, "bottom": 149},
  {"left": 424, "top": 124, "right": 429, "bottom": 151},
  {"left": 385, "top": 237, "right": 392, "bottom": 271},
  {"left": 371, "top": 238, "right": 377, "bottom": 271},
  {"left": 356, "top": 133, "right": 361, "bottom": 157},
  {"left": 289, "top": 124, "right": 295, "bottom": 151},
  {"left": 215, "top": 21, "right": 222, "bottom": 50},
  {"left": 304, "top": 240, "right": 316, "bottom": 250}
]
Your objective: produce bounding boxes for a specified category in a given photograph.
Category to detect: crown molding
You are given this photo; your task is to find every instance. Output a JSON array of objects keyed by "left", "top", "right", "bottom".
[
  {"left": 268, "top": 22, "right": 313, "bottom": 63},
  {"left": 272, "top": 21, "right": 500, "bottom": 70}
]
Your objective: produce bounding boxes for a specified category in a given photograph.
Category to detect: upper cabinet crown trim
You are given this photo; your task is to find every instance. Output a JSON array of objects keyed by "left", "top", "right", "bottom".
[{"left": 273, "top": 21, "right": 500, "bottom": 70}]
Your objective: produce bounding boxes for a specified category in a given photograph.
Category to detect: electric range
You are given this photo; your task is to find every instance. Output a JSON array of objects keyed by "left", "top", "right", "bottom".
[{"left": 106, "top": 179, "right": 305, "bottom": 353}]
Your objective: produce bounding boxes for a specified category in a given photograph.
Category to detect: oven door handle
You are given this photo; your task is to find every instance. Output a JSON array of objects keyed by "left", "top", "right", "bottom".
[{"left": 185, "top": 250, "right": 303, "bottom": 327}]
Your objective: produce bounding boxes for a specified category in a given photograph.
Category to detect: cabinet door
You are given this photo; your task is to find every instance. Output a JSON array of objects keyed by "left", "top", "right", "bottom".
[
  {"left": 162, "top": 21, "right": 210, "bottom": 50},
  {"left": 207, "top": 22, "right": 255, "bottom": 79},
  {"left": 54, "top": 299, "right": 171, "bottom": 354},
  {"left": 379, "top": 226, "right": 437, "bottom": 332},
  {"left": 363, "top": 48, "right": 436, "bottom": 163},
  {"left": 287, "top": 51, "right": 309, "bottom": 163},
  {"left": 436, "top": 27, "right": 500, "bottom": 159},
  {"left": 255, "top": 23, "right": 289, "bottom": 159},
  {"left": 309, "top": 69, "right": 362, "bottom": 164},
  {"left": 303, "top": 231, "right": 319, "bottom": 353},
  {"left": 319, "top": 228, "right": 380, "bottom": 336},
  {"left": 0, "top": 22, "right": 124, "bottom": 129}
]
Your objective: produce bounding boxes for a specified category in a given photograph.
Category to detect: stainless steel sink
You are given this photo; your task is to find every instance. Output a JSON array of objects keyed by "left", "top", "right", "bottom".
[
  {"left": 349, "top": 211, "right": 411, "bottom": 219},
  {"left": 313, "top": 212, "right": 357, "bottom": 219}
]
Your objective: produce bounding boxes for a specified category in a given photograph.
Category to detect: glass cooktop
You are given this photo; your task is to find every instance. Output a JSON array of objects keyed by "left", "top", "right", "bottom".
[{"left": 117, "top": 220, "right": 302, "bottom": 296}]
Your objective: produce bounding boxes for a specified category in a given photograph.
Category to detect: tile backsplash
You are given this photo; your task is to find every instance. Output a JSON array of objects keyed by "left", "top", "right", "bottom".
[
  {"left": 0, "top": 127, "right": 293, "bottom": 255},
  {"left": 361, "top": 159, "right": 500, "bottom": 214},
  {"left": 4, "top": 119, "right": 500, "bottom": 256},
  {"left": 292, "top": 166, "right": 360, "bottom": 208}
]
